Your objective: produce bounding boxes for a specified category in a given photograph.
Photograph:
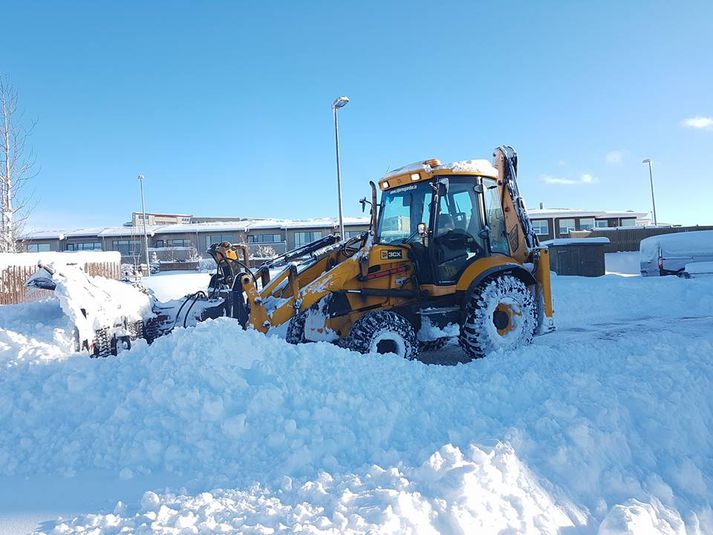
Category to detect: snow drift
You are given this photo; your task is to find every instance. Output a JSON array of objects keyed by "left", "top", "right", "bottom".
[{"left": 2, "top": 274, "right": 713, "bottom": 533}]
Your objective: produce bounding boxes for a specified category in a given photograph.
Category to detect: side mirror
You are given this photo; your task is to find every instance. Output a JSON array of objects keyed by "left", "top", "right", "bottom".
[
  {"left": 418, "top": 222, "right": 427, "bottom": 237},
  {"left": 359, "top": 197, "right": 372, "bottom": 213}
]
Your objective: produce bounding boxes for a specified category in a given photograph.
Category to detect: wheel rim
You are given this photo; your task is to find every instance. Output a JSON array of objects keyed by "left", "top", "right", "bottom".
[
  {"left": 370, "top": 332, "right": 406, "bottom": 357},
  {"left": 492, "top": 301, "right": 522, "bottom": 337}
]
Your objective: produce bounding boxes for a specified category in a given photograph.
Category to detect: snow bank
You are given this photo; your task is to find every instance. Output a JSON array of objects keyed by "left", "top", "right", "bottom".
[
  {"left": 140, "top": 271, "right": 211, "bottom": 301},
  {"left": 43, "top": 444, "right": 582, "bottom": 534},
  {"left": 28, "top": 265, "right": 153, "bottom": 345},
  {"left": 552, "top": 273, "right": 713, "bottom": 329},
  {"left": 3, "top": 275, "right": 713, "bottom": 532}
]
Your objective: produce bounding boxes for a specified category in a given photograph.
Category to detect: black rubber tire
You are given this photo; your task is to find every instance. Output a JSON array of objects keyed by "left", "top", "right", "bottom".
[
  {"left": 418, "top": 337, "right": 450, "bottom": 352},
  {"left": 92, "top": 327, "right": 111, "bottom": 358},
  {"left": 286, "top": 313, "right": 307, "bottom": 344},
  {"left": 459, "top": 275, "right": 536, "bottom": 361},
  {"left": 346, "top": 311, "right": 418, "bottom": 360}
]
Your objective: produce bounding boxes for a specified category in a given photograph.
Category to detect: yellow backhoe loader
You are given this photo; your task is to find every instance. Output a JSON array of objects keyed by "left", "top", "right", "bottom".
[
  {"left": 30, "top": 145, "right": 554, "bottom": 360},
  {"left": 205, "top": 145, "right": 554, "bottom": 360}
]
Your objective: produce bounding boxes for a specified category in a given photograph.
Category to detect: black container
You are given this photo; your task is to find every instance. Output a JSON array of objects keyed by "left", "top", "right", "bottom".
[{"left": 543, "top": 238, "right": 610, "bottom": 277}]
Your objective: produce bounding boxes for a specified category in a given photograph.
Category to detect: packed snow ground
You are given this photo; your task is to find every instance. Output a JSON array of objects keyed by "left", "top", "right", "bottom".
[{"left": 1, "top": 270, "right": 712, "bottom": 533}]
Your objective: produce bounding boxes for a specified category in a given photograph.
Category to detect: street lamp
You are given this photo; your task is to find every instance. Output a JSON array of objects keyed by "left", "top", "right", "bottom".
[
  {"left": 137, "top": 174, "right": 151, "bottom": 277},
  {"left": 332, "top": 96, "right": 349, "bottom": 241},
  {"left": 641, "top": 159, "right": 658, "bottom": 226}
]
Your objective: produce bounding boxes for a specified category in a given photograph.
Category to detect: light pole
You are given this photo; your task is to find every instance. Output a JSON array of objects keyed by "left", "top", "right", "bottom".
[
  {"left": 332, "top": 96, "right": 349, "bottom": 241},
  {"left": 641, "top": 159, "right": 658, "bottom": 226},
  {"left": 137, "top": 174, "right": 151, "bottom": 276}
]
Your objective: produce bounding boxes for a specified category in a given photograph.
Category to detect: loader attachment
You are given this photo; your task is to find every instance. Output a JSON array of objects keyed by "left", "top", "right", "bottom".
[{"left": 26, "top": 263, "right": 226, "bottom": 357}]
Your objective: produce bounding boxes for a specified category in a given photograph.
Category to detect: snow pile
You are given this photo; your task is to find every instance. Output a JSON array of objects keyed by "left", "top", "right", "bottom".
[
  {"left": 27, "top": 265, "right": 153, "bottom": 344},
  {"left": 0, "top": 300, "right": 75, "bottom": 366},
  {"left": 43, "top": 444, "right": 582, "bottom": 534},
  {"left": 141, "top": 271, "right": 211, "bottom": 301},
  {"left": 2, "top": 274, "right": 713, "bottom": 532}
]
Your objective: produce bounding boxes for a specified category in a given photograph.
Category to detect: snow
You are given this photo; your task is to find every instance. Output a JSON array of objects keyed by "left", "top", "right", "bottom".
[
  {"left": 140, "top": 271, "right": 211, "bottom": 301},
  {"left": 686, "top": 261, "right": 713, "bottom": 275},
  {"left": 605, "top": 252, "right": 640, "bottom": 276},
  {"left": 382, "top": 159, "right": 499, "bottom": 180},
  {"left": 639, "top": 230, "right": 713, "bottom": 263},
  {"left": 26, "top": 265, "right": 152, "bottom": 345},
  {"left": 1, "top": 273, "right": 713, "bottom": 533},
  {"left": 435, "top": 159, "right": 498, "bottom": 177}
]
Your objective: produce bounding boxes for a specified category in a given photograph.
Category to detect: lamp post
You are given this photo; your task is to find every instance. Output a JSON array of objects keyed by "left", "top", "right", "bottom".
[
  {"left": 137, "top": 174, "right": 151, "bottom": 277},
  {"left": 332, "top": 96, "right": 349, "bottom": 241},
  {"left": 641, "top": 159, "right": 658, "bottom": 226}
]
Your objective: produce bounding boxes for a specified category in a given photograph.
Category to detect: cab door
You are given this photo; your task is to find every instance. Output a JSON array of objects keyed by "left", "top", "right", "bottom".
[{"left": 432, "top": 178, "right": 488, "bottom": 284}]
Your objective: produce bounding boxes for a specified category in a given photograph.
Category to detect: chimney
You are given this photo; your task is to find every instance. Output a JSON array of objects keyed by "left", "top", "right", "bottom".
[{"left": 539, "top": 202, "right": 544, "bottom": 209}]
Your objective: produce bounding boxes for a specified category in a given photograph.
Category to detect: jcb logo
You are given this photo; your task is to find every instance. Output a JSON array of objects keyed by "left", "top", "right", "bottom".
[{"left": 380, "top": 250, "right": 403, "bottom": 260}]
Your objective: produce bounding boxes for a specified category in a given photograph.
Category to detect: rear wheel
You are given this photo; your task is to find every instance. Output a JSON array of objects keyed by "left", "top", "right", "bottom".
[
  {"left": 459, "top": 275, "right": 536, "bottom": 360},
  {"left": 347, "top": 311, "right": 418, "bottom": 360}
]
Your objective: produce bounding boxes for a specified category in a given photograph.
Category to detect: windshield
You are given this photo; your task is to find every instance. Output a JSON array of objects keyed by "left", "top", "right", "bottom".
[{"left": 376, "top": 182, "right": 433, "bottom": 244}]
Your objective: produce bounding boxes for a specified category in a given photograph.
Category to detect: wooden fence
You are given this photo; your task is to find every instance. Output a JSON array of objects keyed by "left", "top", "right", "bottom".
[
  {"left": 588, "top": 225, "right": 713, "bottom": 253},
  {"left": 0, "top": 260, "right": 120, "bottom": 305}
]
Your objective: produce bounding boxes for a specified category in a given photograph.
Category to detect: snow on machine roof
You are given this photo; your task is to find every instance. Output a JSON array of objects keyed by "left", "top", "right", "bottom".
[{"left": 379, "top": 158, "right": 498, "bottom": 191}]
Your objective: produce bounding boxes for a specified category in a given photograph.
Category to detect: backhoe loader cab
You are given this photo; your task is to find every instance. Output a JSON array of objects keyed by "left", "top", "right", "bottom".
[{"left": 226, "top": 146, "right": 555, "bottom": 362}]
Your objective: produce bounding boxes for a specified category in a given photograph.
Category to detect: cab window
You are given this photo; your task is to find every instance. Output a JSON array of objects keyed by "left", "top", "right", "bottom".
[
  {"left": 482, "top": 177, "right": 509, "bottom": 255},
  {"left": 376, "top": 183, "right": 433, "bottom": 244}
]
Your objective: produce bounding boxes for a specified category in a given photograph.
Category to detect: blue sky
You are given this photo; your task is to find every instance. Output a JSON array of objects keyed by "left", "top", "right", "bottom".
[{"left": 4, "top": 0, "right": 712, "bottom": 229}]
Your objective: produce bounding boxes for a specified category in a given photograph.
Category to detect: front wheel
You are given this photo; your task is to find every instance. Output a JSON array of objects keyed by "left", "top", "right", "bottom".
[
  {"left": 459, "top": 275, "right": 536, "bottom": 360},
  {"left": 347, "top": 311, "right": 419, "bottom": 360}
]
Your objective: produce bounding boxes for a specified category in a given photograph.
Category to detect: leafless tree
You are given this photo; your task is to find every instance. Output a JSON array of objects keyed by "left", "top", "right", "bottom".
[{"left": 0, "top": 76, "right": 36, "bottom": 252}]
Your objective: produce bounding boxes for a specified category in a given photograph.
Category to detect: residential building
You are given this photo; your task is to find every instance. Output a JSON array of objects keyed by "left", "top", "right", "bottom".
[{"left": 526, "top": 209, "right": 649, "bottom": 241}]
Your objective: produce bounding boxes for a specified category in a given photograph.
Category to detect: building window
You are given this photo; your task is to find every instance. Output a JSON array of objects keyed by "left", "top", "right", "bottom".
[
  {"left": 579, "top": 217, "right": 595, "bottom": 231},
  {"left": 27, "top": 243, "right": 51, "bottom": 252},
  {"left": 531, "top": 219, "right": 549, "bottom": 236},
  {"left": 558, "top": 218, "right": 576, "bottom": 235},
  {"left": 205, "top": 234, "right": 234, "bottom": 248},
  {"left": 620, "top": 218, "right": 636, "bottom": 227},
  {"left": 113, "top": 240, "right": 142, "bottom": 256},
  {"left": 167, "top": 239, "right": 192, "bottom": 247},
  {"left": 346, "top": 230, "right": 364, "bottom": 239},
  {"left": 248, "top": 233, "right": 282, "bottom": 244},
  {"left": 66, "top": 242, "right": 102, "bottom": 251},
  {"left": 595, "top": 219, "right": 609, "bottom": 228},
  {"left": 294, "top": 231, "right": 322, "bottom": 247}
]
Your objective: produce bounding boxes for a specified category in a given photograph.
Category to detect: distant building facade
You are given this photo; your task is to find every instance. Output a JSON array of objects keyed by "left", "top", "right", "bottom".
[
  {"left": 130, "top": 212, "right": 193, "bottom": 226},
  {"left": 21, "top": 216, "right": 371, "bottom": 263},
  {"left": 526, "top": 208, "right": 648, "bottom": 241},
  {"left": 20, "top": 208, "right": 649, "bottom": 263}
]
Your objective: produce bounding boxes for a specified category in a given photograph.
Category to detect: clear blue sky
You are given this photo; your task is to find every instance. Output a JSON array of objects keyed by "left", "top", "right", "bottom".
[{"left": 4, "top": 0, "right": 712, "bottom": 229}]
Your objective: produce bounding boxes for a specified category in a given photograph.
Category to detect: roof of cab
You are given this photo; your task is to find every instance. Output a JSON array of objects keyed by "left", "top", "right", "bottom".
[{"left": 379, "top": 158, "right": 498, "bottom": 191}]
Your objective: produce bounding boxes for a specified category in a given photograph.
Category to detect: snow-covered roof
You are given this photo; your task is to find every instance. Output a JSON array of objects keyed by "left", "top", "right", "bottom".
[
  {"left": 383, "top": 159, "right": 498, "bottom": 180},
  {"left": 528, "top": 208, "right": 648, "bottom": 220},
  {"left": 435, "top": 159, "right": 498, "bottom": 177},
  {"left": 21, "top": 217, "right": 372, "bottom": 241}
]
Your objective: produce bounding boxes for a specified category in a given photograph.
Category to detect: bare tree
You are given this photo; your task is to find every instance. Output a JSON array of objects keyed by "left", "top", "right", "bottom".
[{"left": 0, "top": 76, "right": 36, "bottom": 252}]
